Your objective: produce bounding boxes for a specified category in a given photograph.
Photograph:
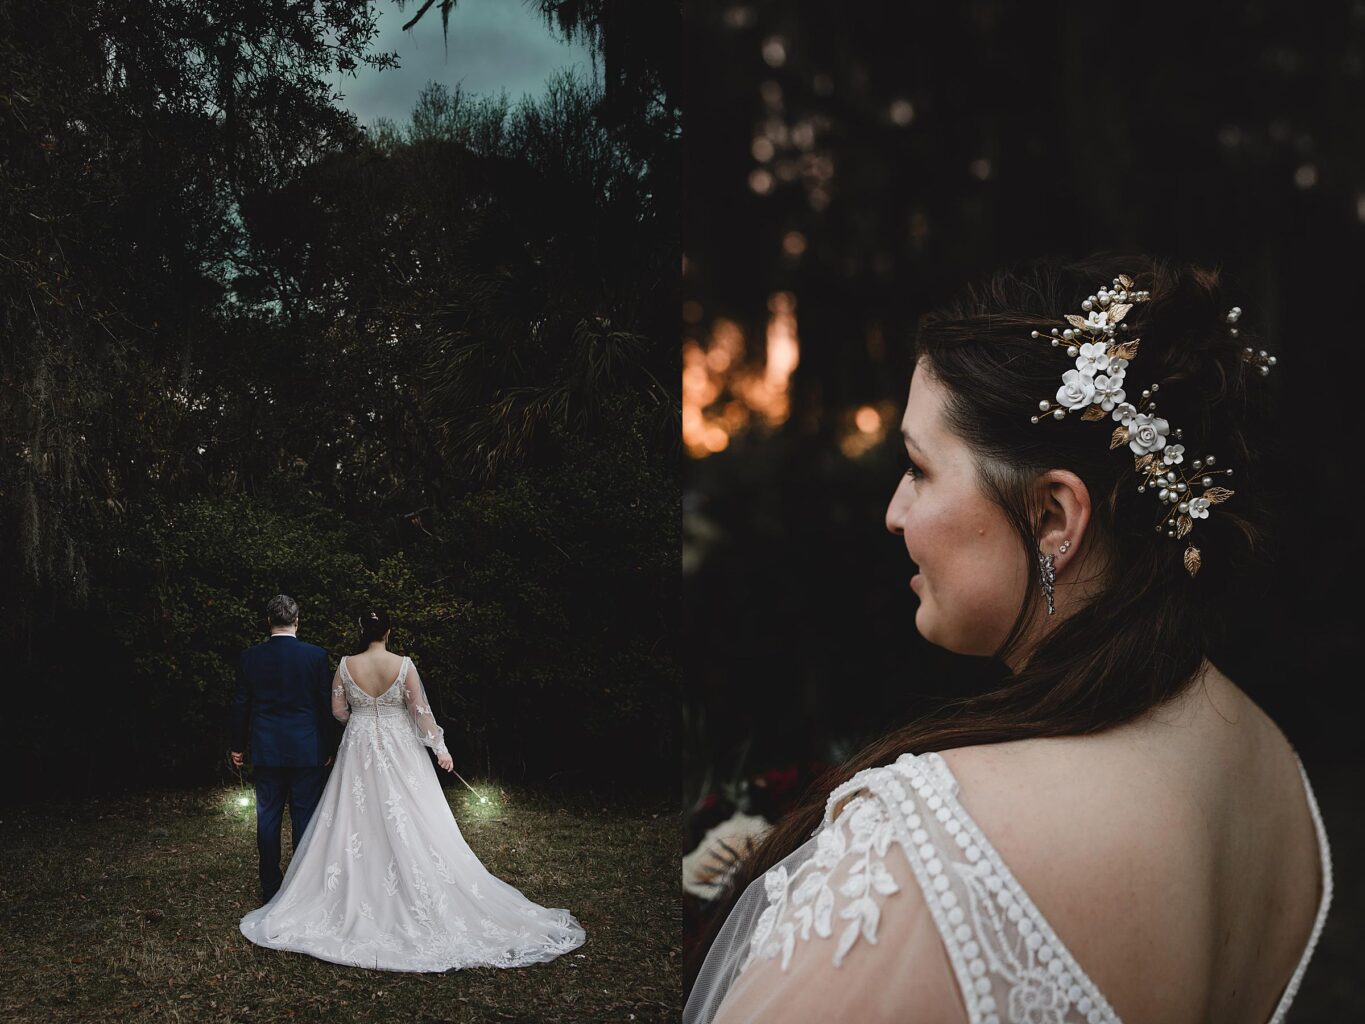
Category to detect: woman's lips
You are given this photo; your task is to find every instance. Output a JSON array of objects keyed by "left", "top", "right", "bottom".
[{"left": 910, "top": 572, "right": 923, "bottom": 590}]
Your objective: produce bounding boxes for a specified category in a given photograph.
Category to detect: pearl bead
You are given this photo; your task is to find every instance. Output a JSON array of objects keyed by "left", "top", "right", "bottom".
[
  {"left": 1230, "top": 327, "right": 1239, "bottom": 336},
  {"left": 1179, "top": 501, "right": 1189, "bottom": 512},
  {"left": 1176, "top": 482, "right": 1187, "bottom": 493},
  {"left": 1039, "top": 400, "right": 1051, "bottom": 411},
  {"left": 1155, "top": 525, "right": 1164, "bottom": 532},
  {"left": 1202, "top": 476, "right": 1212, "bottom": 486},
  {"left": 1067, "top": 346, "right": 1079, "bottom": 357},
  {"left": 1159, "top": 488, "right": 1169, "bottom": 501},
  {"left": 1268, "top": 355, "right": 1277, "bottom": 365},
  {"left": 1192, "top": 459, "right": 1202, "bottom": 469},
  {"left": 1151, "top": 383, "right": 1160, "bottom": 392},
  {"left": 1082, "top": 299, "right": 1093, "bottom": 311},
  {"left": 1063, "top": 329, "right": 1074, "bottom": 339},
  {"left": 1259, "top": 349, "right": 1267, "bottom": 357},
  {"left": 1053, "top": 408, "right": 1066, "bottom": 420},
  {"left": 1030, "top": 416, "right": 1039, "bottom": 423},
  {"left": 1206, "top": 455, "right": 1216, "bottom": 466},
  {"left": 1142, "top": 390, "right": 1151, "bottom": 399},
  {"left": 1260, "top": 365, "right": 1270, "bottom": 375},
  {"left": 1051, "top": 339, "right": 1060, "bottom": 346},
  {"left": 1051, "top": 328, "right": 1060, "bottom": 336},
  {"left": 1165, "top": 471, "right": 1177, "bottom": 483},
  {"left": 1224, "top": 468, "right": 1233, "bottom": 476},
  {"left": 1137, "top": 485, "right": 1145, "bottom": 493},
  {"left": 1031, "top": 330, "right": 1040, "bottom": 338}
]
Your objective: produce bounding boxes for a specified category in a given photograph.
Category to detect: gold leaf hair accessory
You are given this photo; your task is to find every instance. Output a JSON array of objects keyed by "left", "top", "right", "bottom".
[{"left": 1026, "top": 275, "right": 1276, "bottom": 577}]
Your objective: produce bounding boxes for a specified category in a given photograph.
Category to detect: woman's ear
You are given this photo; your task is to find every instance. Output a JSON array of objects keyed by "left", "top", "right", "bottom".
[{"left": 1035, "top": 468, "right": 1091, "bottom": 574}]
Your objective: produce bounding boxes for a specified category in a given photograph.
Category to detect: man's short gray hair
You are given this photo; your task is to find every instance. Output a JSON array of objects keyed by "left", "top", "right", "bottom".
[{"left": 266, "top": 594, "right": 300, "bottom": 626}]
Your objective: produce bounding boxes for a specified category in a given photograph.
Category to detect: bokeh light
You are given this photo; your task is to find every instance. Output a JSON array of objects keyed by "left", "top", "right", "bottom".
[
  {"left": 839, "top": 401, "right": 897, "bottom": 458},
  {"left": 683, "top": 293, "right": 801, "bottom": 458}
]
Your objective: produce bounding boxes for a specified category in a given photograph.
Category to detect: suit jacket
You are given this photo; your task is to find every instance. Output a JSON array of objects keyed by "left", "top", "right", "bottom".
[{"left": 229, "top": 634, "right": 337, "bottom": 767}]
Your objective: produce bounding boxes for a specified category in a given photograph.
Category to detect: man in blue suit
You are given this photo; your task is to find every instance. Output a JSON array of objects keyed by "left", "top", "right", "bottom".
[{"left": 228, "top": 594, "right": 339, "bottom": 904}]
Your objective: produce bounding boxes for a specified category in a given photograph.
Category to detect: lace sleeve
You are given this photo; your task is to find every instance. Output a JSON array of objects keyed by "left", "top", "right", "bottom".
[
  {"left": 403, "top": 658, "right": 447, "bottom": 756},
  {"left": 330, "top": 662, "right": 350, "bottom": 723},
  {"left": 690, "top": 753, "right": 1126, "bottom": 1024},
  {"left": 687, "top": 774, "right": 962, "bottom": 1024}
]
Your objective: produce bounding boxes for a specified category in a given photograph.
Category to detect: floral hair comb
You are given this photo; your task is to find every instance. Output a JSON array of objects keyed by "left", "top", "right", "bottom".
[{"left": 1027, "top": 275, "right": 1276, "bottom": 577}]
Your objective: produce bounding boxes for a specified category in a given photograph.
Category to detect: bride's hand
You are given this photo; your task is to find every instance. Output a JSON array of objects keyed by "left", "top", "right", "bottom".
[{"left": 436, "top": 752, "right": 453, "bottom": 772}]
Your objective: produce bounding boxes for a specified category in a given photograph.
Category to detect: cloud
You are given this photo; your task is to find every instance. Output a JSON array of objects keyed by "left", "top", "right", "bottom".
[{"left": 334, "top": 0, "right": 597, "bottom": 127}]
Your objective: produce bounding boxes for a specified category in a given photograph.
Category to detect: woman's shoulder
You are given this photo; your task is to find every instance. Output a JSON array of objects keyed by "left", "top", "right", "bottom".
[
  {"left": 344, "top": 649, "right": 409, "bottom": 677},
  {"left": 922, "top": 697, "right": 1318, "bottom": 1022}
]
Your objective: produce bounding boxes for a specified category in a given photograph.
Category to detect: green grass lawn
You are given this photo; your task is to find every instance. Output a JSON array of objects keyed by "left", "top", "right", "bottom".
[{"left": 0, "top": 781, "right": 679, "bottom": 1023}]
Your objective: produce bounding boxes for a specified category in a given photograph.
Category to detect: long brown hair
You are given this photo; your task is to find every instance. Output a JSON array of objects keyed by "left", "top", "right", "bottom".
[{"left": 685, "top": 253, "right": 1275, "bottom": 990}]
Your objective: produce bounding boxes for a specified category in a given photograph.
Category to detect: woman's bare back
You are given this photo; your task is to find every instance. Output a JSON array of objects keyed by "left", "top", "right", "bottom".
[
  {"left": 938, "top": 662, "right": 1324, "bottom": 1023},
  {"left": 343, "top": 649, "right": 408, "bottom": 698}
]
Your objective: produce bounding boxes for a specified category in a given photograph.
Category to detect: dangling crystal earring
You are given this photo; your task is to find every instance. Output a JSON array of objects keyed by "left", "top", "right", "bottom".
[{"left": 1038, "top": 551, "right": 1057, "bottom": 615}]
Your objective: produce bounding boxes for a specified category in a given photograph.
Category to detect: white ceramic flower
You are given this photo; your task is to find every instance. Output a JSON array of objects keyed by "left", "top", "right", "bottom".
[
  {"left": 1162, "top": 444, "right": 1185, "bottom": 465},
  {"left": 1188, "top": 496, "right": 1211, "bottom": 519},
  {"left": 1127, "top": 413, "right": 1170, "bottom": 455},
  {"left": 1055, "top": 369, "right": 1096, "bottom": 410},
  {"left": 1108, "top": 356, "right": 1129, "bottom": 375},
  {"left": 1091, "top": 373, "right": 1126, "bottom": 412},
  {"left": 1075, "top": 341, "right": 1111, "bottom": 376},
  {"left": 1111, "top": 401, "right": 1139, "bottom": 427},
  {"left": 1084, "top": 310, "right": 1109, "bottom": 332}
]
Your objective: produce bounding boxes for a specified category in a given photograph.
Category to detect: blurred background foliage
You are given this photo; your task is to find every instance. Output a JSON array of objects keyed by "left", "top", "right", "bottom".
[
  {"left": 681, "top": 1, "right": 1362, "bottom": 998},
  {"left": 0, "top": 0, "right": 679, "bottom": 797}
]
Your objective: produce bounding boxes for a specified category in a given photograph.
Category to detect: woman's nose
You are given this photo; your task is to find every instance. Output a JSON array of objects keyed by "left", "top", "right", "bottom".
[{"left": 885, "top": 480, "right": 908, "bottom": 535}]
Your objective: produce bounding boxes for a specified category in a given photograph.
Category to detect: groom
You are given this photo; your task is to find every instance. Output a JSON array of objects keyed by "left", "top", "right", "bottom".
[{"left": 228, "top": 594, "right": 339, "bottom": 904}]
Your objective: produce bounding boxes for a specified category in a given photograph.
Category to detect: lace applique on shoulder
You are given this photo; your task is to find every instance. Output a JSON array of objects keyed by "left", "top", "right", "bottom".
[
  {"left": 742, "top": 763, "right": 906, "bottom": 972},
  {"left": 739, "top": 752, "right": 1122, "bottom": 1024}
]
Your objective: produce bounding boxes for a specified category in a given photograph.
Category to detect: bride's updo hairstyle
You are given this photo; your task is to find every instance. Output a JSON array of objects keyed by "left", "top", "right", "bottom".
[
  {"left": 357, "top": 608, "right": 392, "bottom": 648},
  {"left": 686, "top": 253, "right": 1277, "bottom": 988}
]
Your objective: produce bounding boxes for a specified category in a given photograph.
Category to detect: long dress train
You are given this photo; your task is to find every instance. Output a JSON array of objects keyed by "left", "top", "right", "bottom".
[{"left": 240, "top": 654, "right": 586, "bottom": 971}]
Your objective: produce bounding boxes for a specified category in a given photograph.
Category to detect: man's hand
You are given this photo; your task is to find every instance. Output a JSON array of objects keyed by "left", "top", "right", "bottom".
[{"left": 229, "top": 750, "right": 245, "bottom": 769}]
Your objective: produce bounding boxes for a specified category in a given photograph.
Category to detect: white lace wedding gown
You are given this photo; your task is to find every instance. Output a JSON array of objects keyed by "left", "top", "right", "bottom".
[
  {"left": 686, "top": 750, "right": 1332, "bottom": 1024},
  {"left": 240, "top": 655, "right": 585, "bottom": 971}
]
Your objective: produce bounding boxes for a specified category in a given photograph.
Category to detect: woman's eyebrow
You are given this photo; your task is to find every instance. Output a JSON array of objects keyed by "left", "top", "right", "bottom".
[{"left": 901, "top": 427, "right": 926, "bottom": 455}]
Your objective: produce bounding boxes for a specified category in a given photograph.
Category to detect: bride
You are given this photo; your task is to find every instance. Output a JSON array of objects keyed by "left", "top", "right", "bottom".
[
  {"left": 685, "top": 257, "right": 1332, "bottom": 1023},
  {"left": 240, "top": 608, "right": 585, "bottom": 971}
]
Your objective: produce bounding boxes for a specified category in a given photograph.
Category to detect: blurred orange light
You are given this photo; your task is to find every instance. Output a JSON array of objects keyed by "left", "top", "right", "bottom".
[{"left": 682, "top": 298, "right": 801, "bottom": 458}]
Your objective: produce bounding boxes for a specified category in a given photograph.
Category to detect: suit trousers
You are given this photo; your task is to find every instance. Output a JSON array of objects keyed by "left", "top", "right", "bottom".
[{"left": 253, "top": 764, "right": 328, "bottom": 901}]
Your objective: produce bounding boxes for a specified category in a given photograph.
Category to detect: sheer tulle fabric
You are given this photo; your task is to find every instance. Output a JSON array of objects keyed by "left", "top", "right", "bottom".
[
  {"left": 240, "top": 656, "right": 585, "bottom": 971},
  {"left": 685, "top": 751, "right": 1331, "bottom": 1024}
]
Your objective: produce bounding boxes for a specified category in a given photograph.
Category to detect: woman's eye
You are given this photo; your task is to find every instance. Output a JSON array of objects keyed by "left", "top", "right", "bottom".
[{"left": 903, "top": 458, "right": 922, "bottom": 481}]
